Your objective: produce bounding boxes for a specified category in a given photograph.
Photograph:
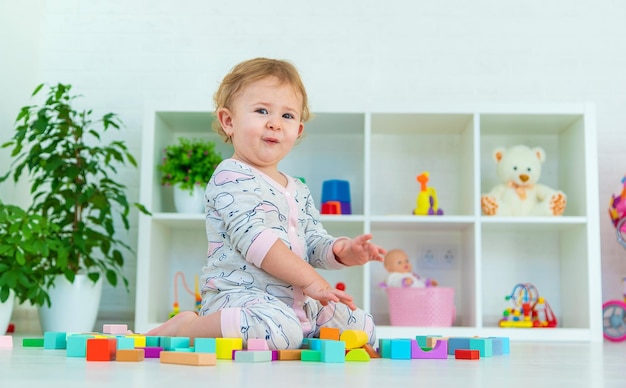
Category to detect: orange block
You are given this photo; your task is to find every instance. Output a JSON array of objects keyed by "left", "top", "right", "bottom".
[
  {"left": 362, "top": 343, "right": 381, "bottom": 358},
  {"left": 278, "top": 349, "right": 302, "bottom": 360},
  {"left": 116, "top": 349, "right": 145, "bottom": 362},
  {"left": 160, "top": 351, "right": 217, "bottom": 366},
  {"left": 319, "top": 327, "right": 340, "bottom": 341},
  {"left": 86, "top": 338, "right": 117, "bottom": 361}
]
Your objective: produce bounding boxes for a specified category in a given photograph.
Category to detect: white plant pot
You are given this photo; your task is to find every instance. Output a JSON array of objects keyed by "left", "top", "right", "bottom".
[
  {"left": 38, "top": 274, "right": 103, "bottom": 333},
  {"left": 0, "top": 290, "right": 15, "bottom": 335},
  {"left": 173, "top": 185, "right": 205, "bottom": 213}
]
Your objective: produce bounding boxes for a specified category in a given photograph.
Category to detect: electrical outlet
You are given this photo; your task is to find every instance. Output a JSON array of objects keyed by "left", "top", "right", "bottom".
[
  {"left": 439, "top": 245, "right": 459, "bottom": 269},
  {"left": 419, "top": 247, "right": 437, "bottom": 269}
]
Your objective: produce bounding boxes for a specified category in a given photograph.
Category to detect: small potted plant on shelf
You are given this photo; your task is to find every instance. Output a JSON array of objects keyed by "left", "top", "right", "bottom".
[
  {"left": 158, "top": 137, "right": 223, "bottom": 213},
  {"left": 0, "top": 83, "right": 150, "bottom": 332}
]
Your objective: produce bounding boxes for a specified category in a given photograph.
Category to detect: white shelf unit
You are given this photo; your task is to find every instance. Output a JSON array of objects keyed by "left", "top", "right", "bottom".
[{"left": 135, "top": 104, "right": 602, "bottom": 342}]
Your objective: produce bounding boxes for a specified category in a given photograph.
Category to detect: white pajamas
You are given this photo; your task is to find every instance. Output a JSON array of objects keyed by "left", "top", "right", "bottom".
[{"left": 200, "top": 159, "right": 376, "bottom": 350}]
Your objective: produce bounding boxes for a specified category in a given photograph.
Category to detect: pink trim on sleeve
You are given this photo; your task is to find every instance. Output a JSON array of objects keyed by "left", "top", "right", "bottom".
[
  {"left": 246, "top": 229, "right": 279, "bottom": 267},
  {"left": 220, "top": 307, "right": 242, "bottom": 338},
  {"left": 325, "top": 237, "right": 349, "bottom": 270}
]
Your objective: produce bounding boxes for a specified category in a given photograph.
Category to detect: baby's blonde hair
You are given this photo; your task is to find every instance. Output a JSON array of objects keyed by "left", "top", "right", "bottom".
[{"left": 212, "top": 57, "right": 311, "bottom": 143}]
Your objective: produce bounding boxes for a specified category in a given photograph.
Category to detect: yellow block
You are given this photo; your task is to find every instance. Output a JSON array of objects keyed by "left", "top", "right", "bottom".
[
  {"left": 345, "top": 348, "right": 370, "bottom": 362},
  {"left": 216, "top": 338, "right": 243, "bottom": 359},
  {"left": 339, "top": 330, "right": 368, "bottom": 349},
  {"left": 126, "top": 334, "right": 146, "bottom": 348}
]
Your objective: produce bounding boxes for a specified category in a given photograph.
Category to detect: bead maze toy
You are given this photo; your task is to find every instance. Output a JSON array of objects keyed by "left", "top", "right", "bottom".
[
  {"left": 169, "top": 271, "right": 202, "bottom": 318},
  {"left": 498, "top": 283, "right": 557, "bottom": 328},
  {"left": 413, "top": 171, "right": 443, "bottom": 215},
  {"left": 602, "top": 175, "right": 626, "bottom": 341}
]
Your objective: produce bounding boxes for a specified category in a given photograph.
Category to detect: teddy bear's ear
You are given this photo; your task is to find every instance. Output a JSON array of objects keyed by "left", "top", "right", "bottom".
[
  {"left": 493, "top": 148, "right": 505, "bottom": 163},
  {"left": 533, "top": 147, "right": 546, "bottom": 163}
]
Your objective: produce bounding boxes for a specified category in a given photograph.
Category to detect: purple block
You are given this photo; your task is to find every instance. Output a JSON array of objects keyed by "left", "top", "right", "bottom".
[
  {"left": 271, "top": 350, "right": 279, "bottom": 361},
  {"left": 143, "top": 346, "right": 163, "bottom": 358},
  {"left": 411, "top": 339, "right": 448, "bottom": 359}
]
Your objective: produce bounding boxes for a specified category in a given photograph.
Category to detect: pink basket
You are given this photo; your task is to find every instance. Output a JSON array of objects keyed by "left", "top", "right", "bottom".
[{"left": 386, "top": 287, "right": 455, "bottom": 326}]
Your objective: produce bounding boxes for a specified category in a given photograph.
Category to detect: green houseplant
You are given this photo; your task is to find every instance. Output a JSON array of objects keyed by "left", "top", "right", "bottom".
[
  {"left": 0, "top": 202, "right": 67, "bottom": 307},
  {"left": 0, "top": 83, "right": 150, "bottom": 322},
  {"left": 158, "top": 137, "right": 222, "bottom": 212}
]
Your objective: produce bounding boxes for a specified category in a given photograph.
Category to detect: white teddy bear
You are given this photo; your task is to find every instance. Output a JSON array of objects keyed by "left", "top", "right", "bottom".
[{"left": 481, "top": 145, "right": 567, "bottom": 216}]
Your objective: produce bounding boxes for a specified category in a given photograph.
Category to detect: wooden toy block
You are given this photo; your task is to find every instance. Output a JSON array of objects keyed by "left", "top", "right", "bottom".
[
  {"left": 247, "top": 338, "right": 269, "bottom": 350},
  {"left": 301, "top": 338, "right": 310, "bottom": 349},
  {"left": 278, "top": 349, "right": 302, "bottom": 360},
  {"left": 215, "top": 338, "right": 242, "bottom": 359},
  {"left": 145, "top": 336, "right": 161, "bottom": 347},
  {"left": 194, "top": 338, "right": 216, "bottom": 354},
  {"left": 307, "top": 338, "right": 323, "bottom": 351},
  {"left": 447, "top": 337, "right": 471, "bottom": 355},
  {"left": 160, "top": 351, "right": 217, "bottom": 366},
  {"left": 44, "top": 332, "right": 67, "bottom": 350},
  {"left": 427, "top": 336, "right": 445, "bottom": 349},
  {"left": 161, "top": 336, "right": 190, "bottom": 351},
  {"left": 174, "top": 347, "right": 193, "bottom": 352},
  {"left": 66, "top": 334, "right": 94, "bottom": 357},
  {"left": 321, "top": 340, "right": 345, "bottom": 363},
  {"left": 469, "top": 338, "right": 492, "bottom": 357},
  {"left": 345, "top": 348, "right": 370, "bottom": 362},
  {"left": 271, "top": 350, "right": 279, "bottom": 360},
  {"left": 410, "top": 339, "right": 448, "bottom": 359},
  {"left": 116, "top": 348, "right": 145, "bottom": 362},
  {"left": 390, "top": 339, "right": 412, "bottom": 360},
  {"left": 362, "top": 343, "right": 381, "bottom": 358},
  {"left": 22, "top": 338, "right": 44, "bottom": 347},
  {"left": 102, "top": 324, "right": 128, "bottom": 335},
  {"left": 339, "top": 329, "right": 367, "bottom": 349},
  {"left": 142, "top": 346, "right": 163, "bottom": 358},
  {"left": 235, "top": 350, "right": 273, "bottom": 362},
  {"left": 0, "top": 335, "right": 13, "bottom": 348},
  {"left": 125, "top": 334, "right": 146, "bottom": 348},
  {"left": 301, "top": 350, "right": 321, "bottom": 362},
  {"left": 455, "top": 349, "right": 479, "bottom": 360},
  {"left": 489, "top": 337, "right": 510, "bottom": 355},
  {"left": 378, "top": 338, "right": 392, "bottom": 358},
  {"left": 319, "top": 327, "right": 340, "bottom": 341},
  {"left": 116, "top": 336, "right": 136, "bottom": 350},
  {"left": 86, "top": 338, "right": 117, "bottom": 361}
]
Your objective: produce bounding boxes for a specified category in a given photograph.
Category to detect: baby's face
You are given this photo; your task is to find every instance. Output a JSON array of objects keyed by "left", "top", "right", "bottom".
[{"left": 384, "top": 251, "right": 412, "bottom": 273}]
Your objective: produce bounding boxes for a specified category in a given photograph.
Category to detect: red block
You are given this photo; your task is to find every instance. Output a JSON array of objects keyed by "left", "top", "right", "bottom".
[
  {"left": 86, "top": 338, "right": 117, "bottom": 361},
  {"left": 455, "top": 349, "right": 479, "bottom": 360}
]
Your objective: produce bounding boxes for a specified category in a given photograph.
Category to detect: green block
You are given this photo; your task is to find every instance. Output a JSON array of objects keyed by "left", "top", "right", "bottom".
[
  {"left": 145, "top": 336, "right": 161, "bottom": 347},
  {"left": 301, "top": 350, "right": 321, "bottom": 362},
  {"left": 345, "top": 348, "right": 370, "bottom": 362},
  {"left": 22, "top": 338, "right": 44, "bottom": 347},
  {"left": 161, "top": 336, "right": 190, "bottom": 350},
  {"left": 378, "top": 338, "right": 392, "bottom": 358}
]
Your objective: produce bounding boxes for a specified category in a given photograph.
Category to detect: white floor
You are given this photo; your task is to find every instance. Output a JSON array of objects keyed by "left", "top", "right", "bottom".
[{"left": 1, "top": 337, "right": 626, "bottom": 387}]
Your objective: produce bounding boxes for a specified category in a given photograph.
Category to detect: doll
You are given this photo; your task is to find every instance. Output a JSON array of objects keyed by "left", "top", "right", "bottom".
[{"left": 383, "top": 249, "right": 437, "bottom": 288}]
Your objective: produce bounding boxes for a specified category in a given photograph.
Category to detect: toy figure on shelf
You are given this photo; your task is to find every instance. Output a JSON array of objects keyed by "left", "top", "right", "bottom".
[
  {"left": 413, "top": 171, "right": 443, "bottom": 216},
  {"left": 608, "top": 175, "right": 626, "bottom": 235},
  {"left": 481, "top": 145, "right": 567, "bottom": 216},
  {"left": 499, "top": 283, "right": 557, "bottom": 328},
  {"left": 383, "top": 249, "right": 438, "bottom": 288},
  {"left": 169, "top": 272, "right": 202, "bottom": 319}
]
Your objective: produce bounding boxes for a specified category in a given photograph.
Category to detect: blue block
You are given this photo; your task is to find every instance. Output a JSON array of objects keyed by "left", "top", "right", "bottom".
[
  {"left": 194, "top": 338, "right": 216, "bottom": 354},
  {"left": 390, "top": 339, "right": 412, "bottom": 360},
  {"left": 161, "top": 336, "right": 190, "bottom": 350},
  {"left": 320, "top": 340, "right": 346, "bottom": 363},
  {"left": 145, "top": 336, "right": 161, "bottom": 347},
  {"left": 447, "top": 337, "right": 471, "bottom": 355},
  {"left": 321, "top": 180, "right": 351, "bottom": 203},
  {"left": 489, "top": 337, "right": 510, "bottom": 355},
  {"left": 117, "top": 336, "right": 136, "bottom": 350},
  {"left": 378, "top": 338, "right": 392, "bottom": 358},
  {"left": 66, "top": 335, "right": 94, "bottom": 357},
  {"left": 44, "top": 332, "right": 67, "bottom": 350},
  {"left": 307, "top": 338, "right": 323, "bottom": 351}
]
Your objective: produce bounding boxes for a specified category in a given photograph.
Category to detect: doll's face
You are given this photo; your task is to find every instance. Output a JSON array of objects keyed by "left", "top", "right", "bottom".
[{"left": 384, "top": 250, "right": 412, "bottom": 273}]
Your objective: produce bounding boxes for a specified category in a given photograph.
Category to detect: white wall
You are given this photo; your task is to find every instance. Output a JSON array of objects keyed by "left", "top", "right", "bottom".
[{"left": 2, "top": 0, "right": 625, "bottom": 328}]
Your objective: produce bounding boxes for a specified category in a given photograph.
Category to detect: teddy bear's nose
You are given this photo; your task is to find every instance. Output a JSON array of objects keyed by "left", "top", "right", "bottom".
[{"left": 519, "top": 174, "right": 529, "bottom": 182}]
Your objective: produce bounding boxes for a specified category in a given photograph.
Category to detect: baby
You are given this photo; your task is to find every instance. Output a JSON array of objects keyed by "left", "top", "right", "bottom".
[{"left": 383, "top": 249, "right": 437, "bottom": 288}]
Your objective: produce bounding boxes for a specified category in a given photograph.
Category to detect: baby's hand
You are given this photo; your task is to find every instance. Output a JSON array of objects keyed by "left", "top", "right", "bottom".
[
  {"left": 302, "top": 279, "right": 357, "bottom": 311},
  {"left": 333, "top": 234, "right": 386, "bottom": 266}
]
